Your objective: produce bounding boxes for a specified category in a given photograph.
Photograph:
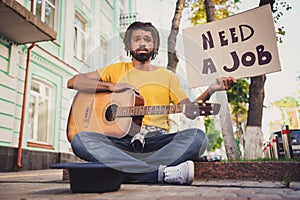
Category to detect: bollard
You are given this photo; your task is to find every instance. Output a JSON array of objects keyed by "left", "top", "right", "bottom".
[
  {"left": 262, "top": 143, "right": 265, "bottom": 158},
  {"left": 264, "top": 142, "right": 271, "bottom": 159},
  {"left": 281, "top": 125, "right": 292, "bottom": 159},
  {"left": 263, "top": 144, "right": 268, "bottom": 158},
  {"left": 271, "top": 134, "right": 279, "bottom": 159},
  {"left": 267, "top": 141, "right": 274, "bottom": 159}
]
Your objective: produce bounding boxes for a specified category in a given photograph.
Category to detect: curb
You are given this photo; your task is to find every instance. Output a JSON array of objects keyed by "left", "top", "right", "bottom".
[{"left": 194, "top": 161, "right": 300, "bottom": 181}]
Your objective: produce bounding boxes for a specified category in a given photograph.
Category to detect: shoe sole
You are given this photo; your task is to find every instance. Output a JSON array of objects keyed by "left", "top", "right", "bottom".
[{"left": 186, "top": 160, "right": 194, "bottom": 185}]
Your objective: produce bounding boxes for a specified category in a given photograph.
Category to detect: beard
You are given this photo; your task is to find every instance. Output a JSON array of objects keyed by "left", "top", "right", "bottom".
[{"left": 130, "top": 50, "right": 154, "bottom": 63}]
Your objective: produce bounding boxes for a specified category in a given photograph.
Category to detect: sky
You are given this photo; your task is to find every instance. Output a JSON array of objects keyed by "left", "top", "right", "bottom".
[{"left": 136, "top": 0, "right": 300, "bottom": 135}]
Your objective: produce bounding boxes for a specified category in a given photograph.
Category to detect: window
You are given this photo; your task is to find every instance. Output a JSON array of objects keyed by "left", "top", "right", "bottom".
[
  {"left": 74, "top": 13, "right": 87, "bottom": 61},
  {"left": 33, "top": 0, "right": 58, "bottom": 30},
  {"left": 28, "top": 79, "right": 54, "bottom": 145},
  {"left": 100, "top": 37, "right": 108, "bottom": 66}
]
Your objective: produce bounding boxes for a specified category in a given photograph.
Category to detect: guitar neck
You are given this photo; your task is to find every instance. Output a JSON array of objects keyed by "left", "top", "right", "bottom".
[
  {"left": 115, "top": 102, "right": 219, "bottom": 117},
  {"left": 116, "top": 105, "right": 183, "bottom": 117}
]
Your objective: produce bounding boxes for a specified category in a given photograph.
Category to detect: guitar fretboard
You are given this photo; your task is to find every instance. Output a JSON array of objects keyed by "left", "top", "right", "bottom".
[
  {"left": 116, "top": 105, "right": 183, "bottom": 117},
  {"left": 114, "top": 102, "right": 218, "bottom": 117}
]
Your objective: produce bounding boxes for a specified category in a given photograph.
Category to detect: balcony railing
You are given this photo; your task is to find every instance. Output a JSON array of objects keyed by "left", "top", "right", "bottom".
[{"left": 119, "top": 13, "right": 137, "bottom": 29}]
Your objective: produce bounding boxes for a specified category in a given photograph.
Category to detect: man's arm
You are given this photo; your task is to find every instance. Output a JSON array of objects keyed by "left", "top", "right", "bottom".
[
  {"left": 193, "top": 77, "right": 237, "bottom": 102},
  {"left": 67, "top": 71, "right": 138, "bottom": 93},
  {"left": 67, "top": 71, "right": 112, "bottom": 92},
  {"left": 180, "top": 77, "right": 237, "bottom": 120}
]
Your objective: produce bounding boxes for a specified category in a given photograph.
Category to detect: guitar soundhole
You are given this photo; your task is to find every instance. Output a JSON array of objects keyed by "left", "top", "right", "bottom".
[{"left": 105, "top": 104, "right": 118, "bottom": 122}]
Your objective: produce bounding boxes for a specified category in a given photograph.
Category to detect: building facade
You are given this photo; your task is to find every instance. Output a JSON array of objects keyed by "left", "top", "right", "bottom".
[{"left": 0, "top": 0, "right": 136, "bottom": 172}]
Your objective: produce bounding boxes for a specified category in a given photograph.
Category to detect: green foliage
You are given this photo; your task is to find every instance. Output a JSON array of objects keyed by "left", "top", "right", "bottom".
[
  {"left": 271, "top": 96, "right": 299, "bottom": 128},
  {"left": 227, "top": 79, "right": 249, "bottom": 117},
  {"left": 271, "top": 96, "right": 299, "bottom": 108},
  {"left": 282, "top": 172, "right": 292, "bottom": 188},
  {"left": 273, "top": 0, "right": 292, "bottom": 21},
  {"left": 189, "top": 0, "right": 240, "bottom": 25},
  {"left": 235, "top": 137, "right": 241, "bottom": 157},
  {"left": 272, "top": 0, "right": 292, "bottom": 43},
  {"left": 227, "top": 79, "right": 249, "bottom": 145},
  {"left": 205, "top": 117, "right": 223, "bottom": 151}
]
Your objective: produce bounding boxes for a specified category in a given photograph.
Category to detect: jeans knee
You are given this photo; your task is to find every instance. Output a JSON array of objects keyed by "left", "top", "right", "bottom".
[
  {"left": 187, "top": 128, "right": 207, "bottom": 143},
  {"left": 70, "top": 132, "right": 99, "bottom": 162},
  {"left": 188, "top": 128, "right": 208, "bottom": 157},
  {"left": 70, "top": 132, "right": 84, "bottom": 152},
  {"left": 198, "top": 132, "right": 208, "bottom": 155}
]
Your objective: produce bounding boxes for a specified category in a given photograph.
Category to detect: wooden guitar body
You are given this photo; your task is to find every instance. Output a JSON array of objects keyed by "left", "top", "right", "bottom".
[{"left": 67, "top": 90, "right": 144, "bottom": 142}]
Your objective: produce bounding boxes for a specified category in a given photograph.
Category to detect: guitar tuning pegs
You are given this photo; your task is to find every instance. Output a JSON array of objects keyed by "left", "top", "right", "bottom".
[
  {"left": 210, "top": 110, "right": 214, "bottom": 114},
  {"left": 201, "top": 110, "right": 206, "bottom": 115},
  {"left": 198, "top": 100, "right": 203, "bottom": 103}
]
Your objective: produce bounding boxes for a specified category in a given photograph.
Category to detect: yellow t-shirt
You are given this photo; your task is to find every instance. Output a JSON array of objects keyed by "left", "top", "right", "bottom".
[{"left": 97, "top": 62, "right": 188, "bottom": 130}]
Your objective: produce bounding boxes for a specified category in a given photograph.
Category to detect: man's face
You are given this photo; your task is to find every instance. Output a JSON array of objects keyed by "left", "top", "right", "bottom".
[{"left": 130, "top": 29, "right": 154, "bottom": 63}]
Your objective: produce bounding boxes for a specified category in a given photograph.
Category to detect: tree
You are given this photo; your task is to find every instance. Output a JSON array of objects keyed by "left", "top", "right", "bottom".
[
  {"left": 244, "top": 0, "right": 272, "bottom": 160},
  {"left": 271, "top": 96, "right": 299, "bottom": 128},
  {"left": 244, "top": 0, "right": 291, "bottom": 159},
  {"left": 244, "top": 75, "right": 266, "bottom": 159},
  {"left": 204, "top": 0, "right": 240, "bottom": 160},
  {"left": 227, "top": 79, "right": 249, "bottom": 156},
  {"left": 167, "top": 0, "right": 240, "bottom": 160},
  {"left": 167, "top": 0, "right": 185, "bottom": 72}
]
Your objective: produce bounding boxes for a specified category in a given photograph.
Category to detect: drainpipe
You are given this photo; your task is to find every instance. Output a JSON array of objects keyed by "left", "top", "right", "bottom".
[
  {"left": 17, "top": 43, "right": 35, "bottom": 168},
  {"left": 30, "top": 0, "right": 34, "bottom": 12},
  {"left": 17, "top": 0, "right": 35, "bottom": 169}
]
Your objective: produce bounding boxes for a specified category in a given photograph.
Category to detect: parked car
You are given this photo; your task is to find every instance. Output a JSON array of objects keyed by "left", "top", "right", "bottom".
[{"left": 269, "top": 129, "right": 300, "bottom": 158}]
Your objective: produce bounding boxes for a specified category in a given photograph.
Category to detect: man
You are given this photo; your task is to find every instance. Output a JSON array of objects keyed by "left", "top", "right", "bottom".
[{"left": 67, "top": 21, "right": 236, "bottom": 185}]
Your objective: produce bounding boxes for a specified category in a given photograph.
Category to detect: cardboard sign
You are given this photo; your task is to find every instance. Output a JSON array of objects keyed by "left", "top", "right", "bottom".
[{"left": 182, "top": 5, "right": 281, "bottom": 88}]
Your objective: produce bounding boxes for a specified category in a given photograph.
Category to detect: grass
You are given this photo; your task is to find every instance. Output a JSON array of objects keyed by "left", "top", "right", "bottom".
[{"left": 282, "top": 173, "right": 292, "bottom": 188}]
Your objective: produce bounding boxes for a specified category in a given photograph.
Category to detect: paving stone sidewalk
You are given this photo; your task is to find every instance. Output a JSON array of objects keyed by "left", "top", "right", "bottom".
[{"left": 0, "top": 169, "right": 300, "bottom": 200}]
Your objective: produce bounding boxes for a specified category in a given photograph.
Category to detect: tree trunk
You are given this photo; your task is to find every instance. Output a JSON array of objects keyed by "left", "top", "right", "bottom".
[
  {"left": 247, "top": 76, "right": 266, "bottom": 127},
  {"left": 205, "top": 0, "right": 239, "bottom": 160},
  {"left": 244, "top": 0, "right": 273, "bottom": 159},
  {"left": 204, "top": 0, "right": 215, "bottom": 22},
  {"left": 167, "top": 0, "right": 185, "bottom": 72},
  {"left": 244, "top": 75, "right": 266, "bottom": 159}
]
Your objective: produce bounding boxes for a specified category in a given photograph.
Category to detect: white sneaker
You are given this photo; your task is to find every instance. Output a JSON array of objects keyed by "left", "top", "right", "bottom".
[{"left": 163, "top": 161, "right": 194, "bottom": 185}]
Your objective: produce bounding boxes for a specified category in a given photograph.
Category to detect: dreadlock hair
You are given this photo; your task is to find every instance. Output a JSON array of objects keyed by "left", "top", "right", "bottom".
[{"left": 123, "top": 21, "right": 160, "bottom": 60}]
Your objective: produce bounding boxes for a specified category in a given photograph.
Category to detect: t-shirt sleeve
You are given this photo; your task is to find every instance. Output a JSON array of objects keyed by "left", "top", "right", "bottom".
[
  {"left": 97, "top": 65, "right": 112, "bottom": 82},
  {"left": 169, "top": 72, "right": 188, "bottom": 105},
  {"left": 97, "top": 63, "right": 126, "bottom": 83}
]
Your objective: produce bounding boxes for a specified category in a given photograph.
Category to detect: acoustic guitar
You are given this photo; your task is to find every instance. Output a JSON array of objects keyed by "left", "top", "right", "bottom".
[{"left": 67, "top": 89, "right": 221, "bottom": 141}]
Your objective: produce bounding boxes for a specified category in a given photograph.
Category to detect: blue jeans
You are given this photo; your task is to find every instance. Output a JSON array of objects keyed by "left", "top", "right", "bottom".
[{"left": 71, "top": 128, "right": 208, "bottom": 183}]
